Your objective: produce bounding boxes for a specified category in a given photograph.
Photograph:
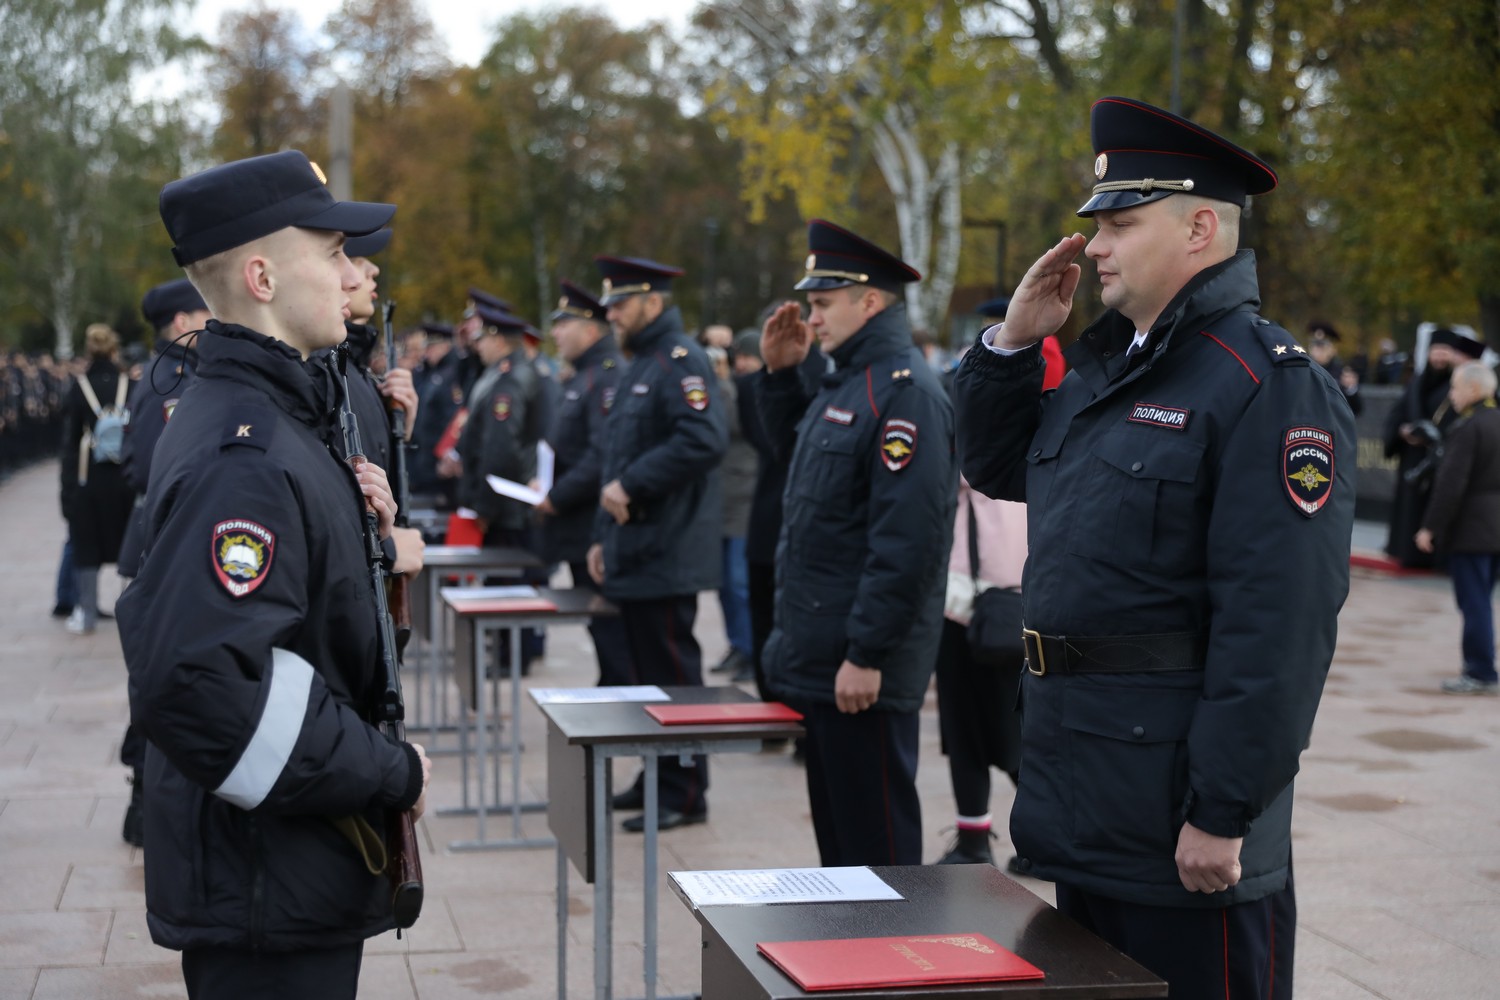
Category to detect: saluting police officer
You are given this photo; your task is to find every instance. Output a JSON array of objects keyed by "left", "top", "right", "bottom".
[
  {"left": 954, "top": 97, "right": 1355, "bottom": 999},
  {"left": 757, "top": 220, "right": 955, "bottom": 867},
  {"left": 118, "top": 150, "right": 432, "bottom": 999},
  {"left": 535, "top": 280, "right": 633, "bottom": 685},
  {"left": 585, "top": 256, "right": 728, "bottom": 832}
]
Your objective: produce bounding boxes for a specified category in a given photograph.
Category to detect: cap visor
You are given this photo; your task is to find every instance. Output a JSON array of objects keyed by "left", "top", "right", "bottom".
[
  {"left": 1076, "top": 188, "right": 1175, "bottom": 217},
  {"left": 343, "top": 227, "right": 392, "bottom": 258},
  {"left": 794, "top": 275, "right": 856, "bottom": 292},
  {"left": 299, "top": 199, "right": 396, "bottom": 237}
]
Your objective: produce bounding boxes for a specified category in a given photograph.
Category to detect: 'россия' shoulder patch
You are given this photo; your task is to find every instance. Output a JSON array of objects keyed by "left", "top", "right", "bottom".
[
  {"left": 212, "top": 519, "right": 275, "bottom": 598},
  {"left": 681, "top": 375, "right": 709, "bottom": 411},
  {"left": 1283, "top": 426, "right": 1334, "bottom": 517}
]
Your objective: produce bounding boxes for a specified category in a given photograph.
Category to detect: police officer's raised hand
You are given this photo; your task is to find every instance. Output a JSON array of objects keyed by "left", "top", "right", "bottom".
[
  {"left": 994, "top": 234, "right": 1088, "bottom": 350},
  {"left": 408, "top": 742, "right": 433, "bottom": 822},
  {"left": 355, "top": 462, "right": 397, "bottom": 540},
  {"left": 761, "top": 302, "right": 811, "bottom": 372},
  {"left": 834, "top": 660, "right": 881, "bottom": 713},
  {"left": 586, "top": 543, "right": 606, "bottom": 585},
  {"left": 378, "top": 367, "right": 419, "bottom": 437},
  {"left": 601, "top": 479, "right": 632, "bottom": 524},
  {"left": 1175, "top": 821, "right": 1243, "bottom": 894}
]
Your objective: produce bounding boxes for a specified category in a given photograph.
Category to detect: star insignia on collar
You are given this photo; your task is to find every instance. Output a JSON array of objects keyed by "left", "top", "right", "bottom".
[
  {"left": 1293, "top": 345, "right": 1307, "bottom": 354},
  {"left": 670, "top": 346, "right": 688, "bottom": 359},
  {"left": 891, "top": 368, "right": 912, "bottom": 380},
  {"left": 1274, "top": 344, "right": 1288, "bottom": 355}
]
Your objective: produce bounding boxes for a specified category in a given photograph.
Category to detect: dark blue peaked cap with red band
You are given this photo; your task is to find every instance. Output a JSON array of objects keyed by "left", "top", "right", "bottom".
[
  {"left": 551, "top": 280, "right": 606, "bottom": 322},
  {"left": 795, "top": 219, "right": 920, "bottom": 293},
  {"left": 1079, "top": 97, "right": 1278, "bottom": 217},
  {"left": 594, "top": 256, "right": 683, "bottom": 305}
]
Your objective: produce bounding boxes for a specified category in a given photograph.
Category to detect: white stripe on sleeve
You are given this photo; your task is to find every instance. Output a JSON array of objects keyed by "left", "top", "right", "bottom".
[{"left": 214, "top": 647, "right": 315, "bottom": 810}]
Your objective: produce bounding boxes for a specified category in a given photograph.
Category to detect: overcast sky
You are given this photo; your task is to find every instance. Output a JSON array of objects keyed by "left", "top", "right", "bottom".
[{"left": 185, "top": 0, "right": 693, "bottom": 67}]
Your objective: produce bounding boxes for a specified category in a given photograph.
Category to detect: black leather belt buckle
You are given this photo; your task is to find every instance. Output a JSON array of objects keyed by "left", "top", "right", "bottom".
[{"left": 1023, "top": 628, "right": 1046, "bottom": 676}]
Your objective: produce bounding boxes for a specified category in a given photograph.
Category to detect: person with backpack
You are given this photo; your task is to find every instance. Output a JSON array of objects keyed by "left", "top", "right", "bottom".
[{"left": 59, "top": 323, "right": 136, "bottom": 635}]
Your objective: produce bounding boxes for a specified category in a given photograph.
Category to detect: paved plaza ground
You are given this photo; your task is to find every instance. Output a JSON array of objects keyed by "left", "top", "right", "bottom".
[{"left": 1, "top": 461, "right": 1497, "bottom": 998}]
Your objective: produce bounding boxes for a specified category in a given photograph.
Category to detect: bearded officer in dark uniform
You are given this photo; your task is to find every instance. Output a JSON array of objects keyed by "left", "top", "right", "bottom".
[
  {"left": 954, "top": 97, "right": 1355, "bottom": 999},
  {"left": 536, "top": 280, "right": 633, "bottom": 685},
  {"left": 757, "top": 220, "right": 956, "bottom": 867},
  {"left": 585, "top": 256, "right": 728, "bottom": 832}
]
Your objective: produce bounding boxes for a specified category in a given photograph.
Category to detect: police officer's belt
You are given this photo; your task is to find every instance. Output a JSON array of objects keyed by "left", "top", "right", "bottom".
[{"left": 1022, "top": 629, "right": 1205, "bottom": 677}]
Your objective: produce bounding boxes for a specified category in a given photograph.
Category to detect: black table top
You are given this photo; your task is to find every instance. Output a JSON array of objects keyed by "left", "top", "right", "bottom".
[
  {"left": 423, "top": 544, "right": 542, "bottom": 569},
  {"left": 441, "top": 586, "right": 616, "bottom": 619},
  {"left": 679, "top": 865, "right": 1165, "bottom": 999},
  {"left": 534, "top": 684, "right": 805, "bottom": 746}
]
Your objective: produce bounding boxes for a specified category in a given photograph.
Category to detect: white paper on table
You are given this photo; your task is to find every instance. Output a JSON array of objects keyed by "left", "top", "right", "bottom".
[
  {"left": 668, "top": 867, "right": 902, "bottom": 907},
  {"left": 485, "top": 442, "right": 555, "bottom": 505},
  {"left": 530, "top": 685, "right": 669, "bottom": 704},
  {"left": 446, "top": 585, "right": 540, "bottom": 599}
]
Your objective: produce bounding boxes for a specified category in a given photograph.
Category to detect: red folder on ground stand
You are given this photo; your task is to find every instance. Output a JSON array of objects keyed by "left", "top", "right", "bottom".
[
  {"left": 756, "top": 932, "right": 1044, "bottom": 991},
  {"left": 644, "top": 702, "right": 804, "bottom": 726}
]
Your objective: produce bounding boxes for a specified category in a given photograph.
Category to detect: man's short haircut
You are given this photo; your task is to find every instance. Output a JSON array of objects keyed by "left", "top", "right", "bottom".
[
  {"left": 1173, "top": 194, "right": 1241, "bottom": 250},
  {"left": 1454, "top": 360, "right": 1498, "bottom": 398},
  {"left": 846, "top": 285, "right": 900, "bottom": 308}
]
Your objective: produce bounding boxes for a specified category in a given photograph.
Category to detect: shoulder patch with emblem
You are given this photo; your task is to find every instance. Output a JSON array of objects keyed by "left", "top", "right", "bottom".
[
  {"left": 162, "top": 398, "right": 180, "bottom": 423},
  {"left": 451, "top": 384, "right": 464, "bottom": 405},
  {"left": 1127, "top": 401, "right": 1189, "bottom": 431},
  {"left": 681, "top": 375, "right": 708, "bottom": 411},
  {"left": 881, "top": 418, "right": 918, "bottom": 471},
  {"left": 212, "top": 519, "right": 276, "bottom": 598},
  {"left": 1283, "top": 426, "right": 1334, "bottom": 517},
  {"left": 601, "top": 386, "right": 617, "bottom": 413},
  {"left": 492, "top": 394, "right": 512, "bottom": 421}
]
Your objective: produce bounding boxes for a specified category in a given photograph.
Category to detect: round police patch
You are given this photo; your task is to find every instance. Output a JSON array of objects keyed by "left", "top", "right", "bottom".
[
  {"left": 881, "top": 418, "right": 918, "bottom": 472},
  {"left": 212, "top": 519, "right": 275, "bottom": 598},
  {"left": 1283, "top": 426, "right": 1334, "bottom": 517},
  {"left": 493, "top": 395, "right": 512, "bottom": 421},
  {"left": 681, "top": 375, "right": 708, "bottom": 411}
]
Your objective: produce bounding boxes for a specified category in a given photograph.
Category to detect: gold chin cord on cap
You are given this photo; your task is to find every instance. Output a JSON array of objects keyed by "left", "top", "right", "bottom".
[
  {"left": 1090, "top": 178, "right": 1196, "bottom": 195},
  {"left": 804, "top": 268, "right": 871, "bottom": 284}
]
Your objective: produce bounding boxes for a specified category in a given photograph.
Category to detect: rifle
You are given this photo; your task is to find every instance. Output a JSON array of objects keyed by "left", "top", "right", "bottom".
[
  {"left": 336, "top": 346, "right": 424, "bottom": 931},
  {"left": 382, "top": 300, "right": 414, "bottom": 655}
]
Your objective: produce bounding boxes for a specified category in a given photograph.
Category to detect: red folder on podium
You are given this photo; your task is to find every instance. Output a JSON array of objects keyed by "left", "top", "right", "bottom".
[
  {"left": 644, "top": 702, "right": 803, "bottom": 726},
  {"left": 756, "top": 932, "right": 1043, "bottom": 991}
]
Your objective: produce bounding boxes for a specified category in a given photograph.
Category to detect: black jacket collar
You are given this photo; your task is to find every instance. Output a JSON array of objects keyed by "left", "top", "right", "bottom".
[
  {"left": 829, "top": 301, "right": 914, "bottom": 378},
  {"left": 194, "top": 320, "right": 329, "bottom": 426},
  {"left": 625, "top": 306, "right": 685, "bottom": 355},
  {"left": 574, "top": 333, "right": 621, "bottom": 372}
]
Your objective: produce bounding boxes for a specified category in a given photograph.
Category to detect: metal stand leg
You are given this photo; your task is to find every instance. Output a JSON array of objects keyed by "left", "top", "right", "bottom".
[
  {"left": 643, "top": 754, "right": 659, "bottom": 1000},
  {"left": 474, "top": 621, "right": 488, "bottom": 843},
  {"left": 594, "top": 751, "right": 612, "bottom": 1000},
  {"left": 557, "top": 843, "right": 568, "bottom": 1000}
]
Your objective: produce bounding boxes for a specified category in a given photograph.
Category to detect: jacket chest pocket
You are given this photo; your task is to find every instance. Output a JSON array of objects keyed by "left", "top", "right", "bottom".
[
  {"left": 791, "top": 423, "right": 863, "bottom": 505},
  {"left": 1067, "top": 431, "right": 1206, "bottom": 570},
  {"left": 1024, "top": 421, "right": 1068, "bottom": 509}
]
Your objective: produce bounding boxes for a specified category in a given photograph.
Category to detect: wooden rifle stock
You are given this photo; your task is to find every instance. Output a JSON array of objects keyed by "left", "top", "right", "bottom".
[{"left": 335, "top": 347, "right": 424, "bottom": 930}]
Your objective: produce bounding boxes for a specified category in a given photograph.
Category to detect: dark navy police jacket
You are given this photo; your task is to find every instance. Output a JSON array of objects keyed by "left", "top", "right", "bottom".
[
  {"left": 544, "top": 335, "right": 622, "bottom": 564},
  {"left": 118, "top": 321, "right": 423, "bottom": 953},
  {"left": 759, "top": 303, "right": 956, "bottom": 713},
  {"left": 954, "top": 252, "right": 1355, "bottom": 908},
  {"left": 595, "top": 307, "right": 728, "bottom": 600}
]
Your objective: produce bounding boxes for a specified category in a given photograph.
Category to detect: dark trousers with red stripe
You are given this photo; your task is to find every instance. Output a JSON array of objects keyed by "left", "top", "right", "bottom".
[
  {"left": 567, "top": 560, "right": 635, "bottom": 687},
  {"left": 801, "top": 702, "right": 922, "bottom": 866},
  {"left": 617, "top": 595, "right": 708, "bottom": 814},
  {"left": 1055, "top": 865, "right": 1296, "bottom": 1000}
]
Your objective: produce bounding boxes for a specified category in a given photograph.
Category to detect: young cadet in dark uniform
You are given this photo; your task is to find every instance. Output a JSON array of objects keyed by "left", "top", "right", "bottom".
[
  {"left": 116, "top": 278, "right": 212, "bottom": 848},
  {"left": 410, "top": 322, "right": 462, "bottom": 504},
  {"left": 118, "top": 150, "right": 431, "bottom": 1000},
  {"left": 585, "top": 256, "right": 728, "bottom": 832},
  {"left": 757, "top": 220, "right": 955, "bottom": 866},
  {"left": 536, "top": 280, "right": 633, "bottom": 685},
  {"left": 954, "top": 97, "right": 1355, "bottom": 999}
]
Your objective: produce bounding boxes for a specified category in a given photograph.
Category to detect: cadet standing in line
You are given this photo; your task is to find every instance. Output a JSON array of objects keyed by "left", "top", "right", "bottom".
[
  {"left": 119, "top": 150, "right": 431, "bottom": 999},
  {"left": 586, "top": 256, "right": 727, "bottom": 832},
  {"left": 114, "top": 278, "right": 212, "bottom": 848},
  {"left": 535, "top": 280, "right": 634, "bottom": 685},
  {"left": 954, "top": 97, "right": 1355, "bottom": 999},
  {"left": 409, "top": 322, "right": 462, "bottom": 505},
  {"left": 758, "top": 220, "right": 956, "bottom": 866}
]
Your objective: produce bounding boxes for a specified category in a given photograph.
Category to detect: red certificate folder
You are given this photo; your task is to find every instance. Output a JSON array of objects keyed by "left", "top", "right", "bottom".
[
  {"left": 644, "top": 702, "right": 804, "bottom": 726},
  {"left": 446, "top": 594, "right": 558, "bottom": 614},
  {"left": 756, "top": 933, "right": 1044, "bottom": 991}
]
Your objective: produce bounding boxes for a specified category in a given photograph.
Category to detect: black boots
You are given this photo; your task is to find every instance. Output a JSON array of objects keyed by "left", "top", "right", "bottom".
[
  {"left": 936, "top": 826, "right": 996, "bottom": 866},
  {"left": 122, "top": 768, "right": 144, "bottom": 848}
]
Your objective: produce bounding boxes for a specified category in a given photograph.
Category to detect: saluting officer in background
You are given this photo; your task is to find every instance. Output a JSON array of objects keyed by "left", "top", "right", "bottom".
[
  {"left": 536, "top": 280, "right": 633, "bottom": 685},
  {"left": 119, "top": 149, "right": 431, "bottom": 999},
  {"left": 758, "top": 220, "right": 956, "bottom": 867},
  {"left": 586, "top": 256, "right": 728, "bottom": 832},
  {"left": 954, "top": 97, "right": 1355, "bottom": 999}
]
